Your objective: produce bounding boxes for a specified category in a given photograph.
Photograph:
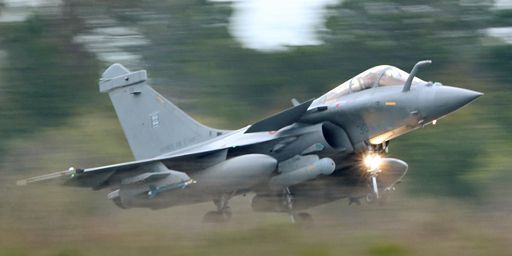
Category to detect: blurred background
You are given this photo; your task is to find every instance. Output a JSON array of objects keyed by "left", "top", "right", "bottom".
[{"left": 0, "top": 0, "right": 511, "bottom": 255}]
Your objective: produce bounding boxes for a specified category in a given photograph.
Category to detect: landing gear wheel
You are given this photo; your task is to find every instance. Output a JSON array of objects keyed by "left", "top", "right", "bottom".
[
  {"left": 202, "top": 211, "right": 231, "bottom": 223},
  {"left": 205, "top": 193, "right": 233, "bottom": 223},
  {"left": 365, "top": 192, "right": 387, "bottom": 205},
  {"left": 294, "top": 212, "right": 314, "bottom": 226},
  {"left": 222, "top": 206, "right": 232, "bottom": 220},
  {"left": 112, "top": 197, "right": 127, "bottom": 209},
  {"left": 377, "top": 193, "right": 388, "bottom": 205},
  {"left": 366, "top": 192, "right": 378, "bottom": 204}
]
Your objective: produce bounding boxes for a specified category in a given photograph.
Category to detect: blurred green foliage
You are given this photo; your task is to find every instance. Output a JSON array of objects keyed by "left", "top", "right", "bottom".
[
  {"left": 1, "top": 0, "right": 510, "bottom": 197},
  {"left": 0, "top": 0, "right": 512, "bottom": 254},
  {"left": 0, "top": 14, "right": 101, "bottom": 140},
  {"left": 368, "top": 242, "right": 409, "bottom": 256}
]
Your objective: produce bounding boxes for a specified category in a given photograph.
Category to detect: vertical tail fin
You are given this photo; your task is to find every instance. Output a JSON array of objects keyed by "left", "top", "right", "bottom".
[{"left": 99, "top": 63, "right": 225, "bottom": 160}]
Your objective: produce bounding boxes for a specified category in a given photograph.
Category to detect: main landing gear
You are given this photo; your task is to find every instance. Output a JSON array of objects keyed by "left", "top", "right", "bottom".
[
  {"left": 203, "top": 194, "right": 232, "bottom": 223},
  {"left": 283, "top": 187, "right": 313, "bottom": 225}
]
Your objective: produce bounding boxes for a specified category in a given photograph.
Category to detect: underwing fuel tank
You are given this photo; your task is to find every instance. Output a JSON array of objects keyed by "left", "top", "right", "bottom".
[
  {"left": 110, "top": 155, "right": 276, "bottom": 209},
  {"left": 195, "top": 154, "right": 277, "bottom": 192},
  {"left": 269, "top": 157, "right": 335, "bottom": 189}
]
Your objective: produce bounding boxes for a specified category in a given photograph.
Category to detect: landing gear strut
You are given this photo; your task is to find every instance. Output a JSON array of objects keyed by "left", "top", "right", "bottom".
[
  {"left": 283, "top": 187, "right": 313, "bottom": 225},
  {"left": 284, "top": 187, "right": 295, "bottom": 223},
  {"left": 363, "top": 152, "right": 383, "bottom": 204},
  {"left": 203, "top": 194, "right": 232, "bottom": 223},
  {"left": 365, "top": 168, "right": 390, "bottom": 204}
]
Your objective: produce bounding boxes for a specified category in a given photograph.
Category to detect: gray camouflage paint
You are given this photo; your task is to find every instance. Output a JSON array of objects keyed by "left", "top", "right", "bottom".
[{"left": 18, "top": 61, "right": 482, "bottom": 216}]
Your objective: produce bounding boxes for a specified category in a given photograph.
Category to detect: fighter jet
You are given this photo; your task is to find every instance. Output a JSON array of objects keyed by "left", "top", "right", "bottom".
[{"left": 17, "top": 60, "right": 482, "bottom": 223}]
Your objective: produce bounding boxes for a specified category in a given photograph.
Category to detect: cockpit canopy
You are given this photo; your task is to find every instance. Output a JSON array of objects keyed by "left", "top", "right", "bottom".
[{"left": 320, "top": 65, "right": 425, "bottom": 104}]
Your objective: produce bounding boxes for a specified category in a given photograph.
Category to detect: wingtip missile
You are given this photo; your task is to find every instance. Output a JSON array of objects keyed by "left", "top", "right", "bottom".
[
  {"left": 15, "top": 167, "right": 78, "bottom": 186},
  {"left": 16, "top": 179, "right": 28, "bottom": 186}
]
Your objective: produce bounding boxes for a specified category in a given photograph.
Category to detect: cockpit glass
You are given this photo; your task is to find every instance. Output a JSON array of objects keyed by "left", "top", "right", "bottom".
[
  {"left": 321, "top": 65, "right": 425, "bottom": 104},
  {"left": 378, "top": 67, "right": 423, "bottom": 87}
]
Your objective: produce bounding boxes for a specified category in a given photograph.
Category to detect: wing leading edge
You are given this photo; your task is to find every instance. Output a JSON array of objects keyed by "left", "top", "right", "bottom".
[
  {"left": 16, "top": 126, "right": 279, "bottom": 189},
  {"left": 16, "top": 149, "right": 219, "bottom": 189},
  {"left": 245, "top": 99, "right": 314, "bottom": 133}
]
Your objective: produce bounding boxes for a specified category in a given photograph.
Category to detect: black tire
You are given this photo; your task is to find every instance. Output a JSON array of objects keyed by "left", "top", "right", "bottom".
[
  {"left": 365, "top": 192, "right": 388, "bottom": 205},
  {"left": 203, "top": 211, "right": 224, "bottom": 223},
  {"left": 366, "top": 193, "right": 377, "bottom": 204},
  {"left": 112, "top": 197, "right": 127, "bottom": 209},
  {"left": 295, "top": 212, "right": 314, "bottom": 226},
  {"left": 203, "top": 210, "right": 232, "bottom": 223},
  {"left": 223, "top": 207, "right": 232, "bottom": 220}
]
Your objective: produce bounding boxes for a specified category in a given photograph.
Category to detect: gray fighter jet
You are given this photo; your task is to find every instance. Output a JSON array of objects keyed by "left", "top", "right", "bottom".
[{"left": 17, "top": 60, "right": 482, "bottom": 223}]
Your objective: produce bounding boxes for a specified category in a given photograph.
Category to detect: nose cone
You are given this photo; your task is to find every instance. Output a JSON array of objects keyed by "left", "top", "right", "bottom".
[{"left": 429, "top": 86, "right": 482, "bottom": 118}]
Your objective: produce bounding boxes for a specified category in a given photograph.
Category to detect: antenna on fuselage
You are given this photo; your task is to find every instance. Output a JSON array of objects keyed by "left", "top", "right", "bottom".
[{"left": 402, "top": 60, "right": 432, "bottom": 92}]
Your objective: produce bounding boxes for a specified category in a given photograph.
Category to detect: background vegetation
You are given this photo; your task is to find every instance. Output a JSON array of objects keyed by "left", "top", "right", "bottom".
[{"left": 0, "top": 0, "right": 511, "bottom": 255}]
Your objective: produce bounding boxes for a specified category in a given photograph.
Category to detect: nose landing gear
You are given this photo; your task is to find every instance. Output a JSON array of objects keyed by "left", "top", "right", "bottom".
[
  {"left": 362, "top": 152, "right": 385, "bottom": 204},
  {"left": 366, "top": 168, "right": 381, "bottom": 203}
]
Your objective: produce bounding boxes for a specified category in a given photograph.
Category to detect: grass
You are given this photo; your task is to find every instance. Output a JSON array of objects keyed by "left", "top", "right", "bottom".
[{"left": 1, "top": 192, "right": 512, "bottom": 256}]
